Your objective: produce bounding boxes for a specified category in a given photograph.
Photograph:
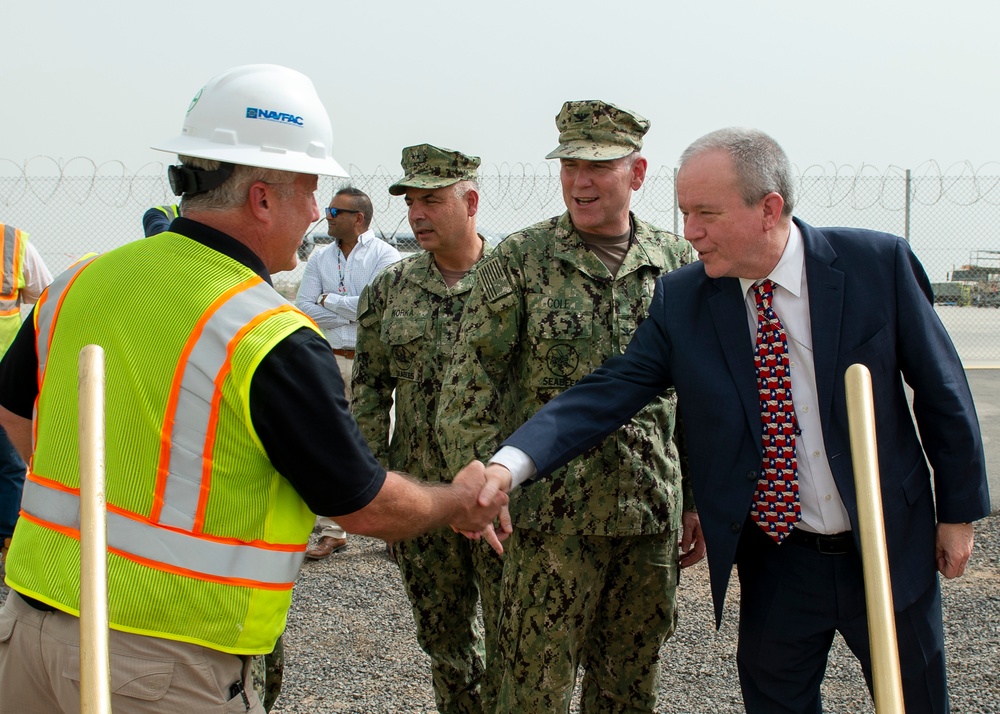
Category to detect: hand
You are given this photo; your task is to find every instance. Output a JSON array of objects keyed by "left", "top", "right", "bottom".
[
  {"left": 453, "top": 502, "right": 513, "bottom": 553},
  {"left": 452, "top": 462, "right": 514, "bottom": 554},
  {"left": 479, "top": 463, "right": 513, "bottom": 507},
  {"left": 678, "top": 510, "right": 706, "bottom": 569},
  {"left": 470, "top": 506, "right": 514, "bottom": 555},
  {"left": 0, "top": 536, "right": 9, "bottom": 564},
  {"left": 477, "top": 464, "right": 513, "bottom": 555},
  {"left": 481, "top": 505, "right": 514, "bottom": 555},
  {"left": 936, "top": 522, "right": 974, "bottom": 578},
  {"left": 449, "top": 460, "right": 509, "bottom": 534}
]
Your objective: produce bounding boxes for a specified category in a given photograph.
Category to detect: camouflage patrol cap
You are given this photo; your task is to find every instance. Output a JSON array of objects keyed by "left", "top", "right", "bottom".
[
  {"left": 388, "top": 144, "right": 481, "bottom": 196},
  {"left": 545, "top": 100, "right": 650, "bottom": 161}
]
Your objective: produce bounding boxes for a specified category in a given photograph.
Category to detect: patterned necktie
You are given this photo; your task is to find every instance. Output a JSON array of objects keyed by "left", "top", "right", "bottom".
[{"left": 751, "top": 280, "right": 801, "bottom": 542}]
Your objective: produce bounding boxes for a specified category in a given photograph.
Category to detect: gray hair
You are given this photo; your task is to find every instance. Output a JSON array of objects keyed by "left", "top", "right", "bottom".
[
  {"left": 178, "top": 156, "right": 299, "bottom": 212},
  {"left": 334, "top": 186, "right": 374, "bottom": 230},
  {"left": 453, "top": 179, "right": 480, "bottom": 200},
  {"left": 679, "top": 128, "right": 794, "bottom": 216}
]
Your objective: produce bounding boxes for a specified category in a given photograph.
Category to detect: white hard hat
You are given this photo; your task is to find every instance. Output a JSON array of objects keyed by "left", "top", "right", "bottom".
[{"left": 152, "top": 64, "right": 348, "bottom": 177}]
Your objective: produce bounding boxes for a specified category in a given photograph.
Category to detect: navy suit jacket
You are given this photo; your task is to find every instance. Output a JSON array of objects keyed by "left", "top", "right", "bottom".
[{"left": 505, "top": 218, "right": 990, "bottom": 626}]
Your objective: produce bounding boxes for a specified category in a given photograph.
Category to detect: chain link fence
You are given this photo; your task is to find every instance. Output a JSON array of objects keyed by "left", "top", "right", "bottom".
[{"left": 2, "top": 157, "right": 998, "bottom": 363}]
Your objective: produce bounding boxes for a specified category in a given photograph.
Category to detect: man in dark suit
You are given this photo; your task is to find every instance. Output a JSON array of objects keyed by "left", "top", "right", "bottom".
[{"left": 476, "top": 128, "right": 990, "bottom": 713}]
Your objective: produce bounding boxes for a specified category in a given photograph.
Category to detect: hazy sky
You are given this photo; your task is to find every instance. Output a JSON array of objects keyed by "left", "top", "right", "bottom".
[{"left": 4, "top": 0, "right": 998, "bottom": 176}]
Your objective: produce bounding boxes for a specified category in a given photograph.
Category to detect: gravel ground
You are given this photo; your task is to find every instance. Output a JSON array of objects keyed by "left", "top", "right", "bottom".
[
  {"left": 271, "top": 515, "right": 1000, "bottom": 714},
  {"left": 2, "top": 517, "right": 997, "bottom": 713}
]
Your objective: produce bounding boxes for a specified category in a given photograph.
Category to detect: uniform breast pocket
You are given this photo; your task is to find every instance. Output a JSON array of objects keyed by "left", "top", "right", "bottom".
[
  {"left": 619, "top": 314, "right": 640, "bottom": 349},
  {"left": 528, "top": 309, "right": 593, "bottom": 391},
  {"left": 618, "top": 279, "right": 656, "bottom": 349},
  {"left": 383, "top": 318, "right": 428, "bottom": 382}
]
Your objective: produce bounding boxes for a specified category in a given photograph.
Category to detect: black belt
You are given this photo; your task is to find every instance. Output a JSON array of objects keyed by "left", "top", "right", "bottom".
[
  {"left": 15, "top": 591, "right": 56, "bottom": 612},
  {"left": 784, "top": 529, "right": 854, "bottom": 555}
]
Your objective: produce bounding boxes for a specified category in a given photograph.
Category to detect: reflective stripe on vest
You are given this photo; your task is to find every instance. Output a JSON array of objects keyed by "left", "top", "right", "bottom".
[
  {"left": 27, "top": 265, "right": 305, "bottom": 588},
  {"left": 154, "top": 278, "right": 294, "bottom": 532},
  {"left": 0, "top": 224, "right": 23, "bottom": 300},
  {"left": 0, "top": 225, "right": 27, "bottom": 351},
  {"left": 34, "top": 256, "right": 98, "bottom": 385},
  {"left": 20, "top": 476, "right": 302, "bottom": 585}
]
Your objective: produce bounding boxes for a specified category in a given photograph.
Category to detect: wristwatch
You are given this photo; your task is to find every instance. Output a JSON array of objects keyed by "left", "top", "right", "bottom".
[{"left": 316, "top": 294, "right": 326, "bottom": 306}]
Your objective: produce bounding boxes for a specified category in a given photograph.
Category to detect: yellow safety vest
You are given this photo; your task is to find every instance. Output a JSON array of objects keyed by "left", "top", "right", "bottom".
[
  {"left": 156, "top": 204, "right": 180, "bottom": 220},
  {"left": 0, "top": 224, "right": 29, "bottom": 353},
  {"left": 6, "top": 231, "right": 319, "bottom": 654}
]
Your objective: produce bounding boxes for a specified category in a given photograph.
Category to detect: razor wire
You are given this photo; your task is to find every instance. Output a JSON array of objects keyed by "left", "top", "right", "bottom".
[{"left": 2, "top": 156, "right": 998, "bottom": 361}]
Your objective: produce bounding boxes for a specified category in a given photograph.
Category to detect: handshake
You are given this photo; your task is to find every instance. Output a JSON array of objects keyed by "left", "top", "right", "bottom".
[
  {"left": 448, "top": 461, "right": 514, "bottom": 555},
  {"left": 333, "top": 461, "right": 516, "bottom": 547}
]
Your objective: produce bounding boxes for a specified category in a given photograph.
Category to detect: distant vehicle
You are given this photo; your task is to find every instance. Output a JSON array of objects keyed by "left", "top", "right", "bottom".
[
  {"left": 972, "top": 291, "right": 1000, "bottom": 308},
  {"left": 297, "top": 231, "right": 415, "bottom": 261},
  {"left": 297, "top": 232, "right": 335, "bottom": 261},
  {"left": 931, "top": 281, "right": 973, "bottom": 306},
  {"left": 949, "top": 251, "right": 1000, "bottom": 309}
]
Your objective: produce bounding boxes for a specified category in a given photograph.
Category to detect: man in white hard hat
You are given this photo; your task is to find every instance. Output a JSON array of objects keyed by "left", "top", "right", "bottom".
[{"left": 0, "top": 64, "right": 504, "bottom": 714}]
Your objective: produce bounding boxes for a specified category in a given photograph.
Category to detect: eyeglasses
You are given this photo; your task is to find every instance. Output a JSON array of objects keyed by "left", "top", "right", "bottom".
[{"left": 325, "top": 207, "right": 361, "bottom": 219}]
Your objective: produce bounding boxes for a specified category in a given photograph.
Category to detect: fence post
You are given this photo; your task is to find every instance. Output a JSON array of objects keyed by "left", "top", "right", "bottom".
[
  {"left": 904, "top": 168, "right": 911, "bottom": 243},
  {"left": 673, "top": 167, "right": 679, "bottom": 235}
]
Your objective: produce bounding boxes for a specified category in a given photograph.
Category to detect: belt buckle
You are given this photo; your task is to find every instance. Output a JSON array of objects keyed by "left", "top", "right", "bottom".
[{"left": 816, "top": 535, "right": 850, "bottom": 555}]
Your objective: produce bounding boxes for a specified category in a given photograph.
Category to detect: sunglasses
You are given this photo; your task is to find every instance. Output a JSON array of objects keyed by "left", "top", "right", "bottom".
[{"left": 325, "top": 207, "right": 361, "bottom": 219}]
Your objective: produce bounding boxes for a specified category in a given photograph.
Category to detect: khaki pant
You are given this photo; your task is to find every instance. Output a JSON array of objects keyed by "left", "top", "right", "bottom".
[{"left": 0, "top": 591, "right": 264, "bottom": 713}]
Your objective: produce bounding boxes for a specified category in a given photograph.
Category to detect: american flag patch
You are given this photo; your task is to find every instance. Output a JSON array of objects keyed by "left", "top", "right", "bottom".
[{"left": 478, "top": 257, "right": 513, "bottom": 303}]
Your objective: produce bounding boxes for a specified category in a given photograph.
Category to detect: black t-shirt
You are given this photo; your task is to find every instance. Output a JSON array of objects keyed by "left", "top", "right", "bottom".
[{"left": 0, "top": 217, "right": 385, "bottom": 517}]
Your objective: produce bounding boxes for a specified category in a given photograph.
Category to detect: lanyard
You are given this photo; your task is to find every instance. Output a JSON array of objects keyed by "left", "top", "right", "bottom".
[{"left": 336, "top": 244, "right": 348, "bottom": 295}]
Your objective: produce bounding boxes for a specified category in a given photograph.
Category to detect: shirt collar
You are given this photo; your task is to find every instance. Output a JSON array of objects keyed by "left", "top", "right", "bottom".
[{"left": 739, "top": 220, "right": 804, "bottom": 298}]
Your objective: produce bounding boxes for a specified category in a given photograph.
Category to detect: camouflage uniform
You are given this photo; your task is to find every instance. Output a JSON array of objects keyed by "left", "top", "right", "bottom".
[
  {"left": 351, "top": 145, "right": 504, "bottom": 714},
  {"left": 437, "top": 102, "right": 695, "bottom": 713},
  {"left": 250, "top": 638, "right": 284, "bottom": 712}
]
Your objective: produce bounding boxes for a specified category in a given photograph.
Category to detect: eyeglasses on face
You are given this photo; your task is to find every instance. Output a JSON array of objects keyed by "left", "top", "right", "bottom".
[{"left": 325, "top": 207, "right": 361, "bottom": 219}]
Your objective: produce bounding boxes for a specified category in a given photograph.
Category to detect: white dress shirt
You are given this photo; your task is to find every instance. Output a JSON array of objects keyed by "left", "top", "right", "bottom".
[
  {"left": 738, "top": 222, "right": 851, "bottom": 534},
  {"left": 294, "top": 230, "right": 401, "bottom": 350}
]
